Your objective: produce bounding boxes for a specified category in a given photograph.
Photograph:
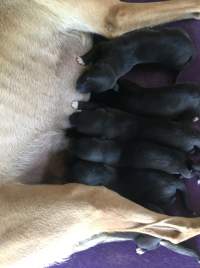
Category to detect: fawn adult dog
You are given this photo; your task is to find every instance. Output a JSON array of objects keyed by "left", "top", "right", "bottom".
[{"left": 0, "top": 1, "right": 200, "bottom": 267}]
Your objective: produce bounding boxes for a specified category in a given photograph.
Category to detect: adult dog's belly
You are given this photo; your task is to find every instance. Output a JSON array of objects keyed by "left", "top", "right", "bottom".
[{"left": 0, "top": 31, "right": 92, "bottom": 183}]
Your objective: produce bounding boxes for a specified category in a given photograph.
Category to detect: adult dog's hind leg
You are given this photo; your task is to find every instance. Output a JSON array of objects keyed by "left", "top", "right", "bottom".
[
  {"left": 78, "top": 0, "right": 200, "bottom": 37},
  {"left": 1, "top": 183, "right": 200, "bottom": 267}
]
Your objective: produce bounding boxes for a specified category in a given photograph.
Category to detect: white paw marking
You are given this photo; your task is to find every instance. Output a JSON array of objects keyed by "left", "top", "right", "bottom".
[
  {"left": 197, "top": 179, "right": 200, "bottom": 185},
  {"left": 76, "top": 56, "right": 85, "bottom": 66},
  {"left": 136, "top": 248, "right": 145, "bottom": 255}
]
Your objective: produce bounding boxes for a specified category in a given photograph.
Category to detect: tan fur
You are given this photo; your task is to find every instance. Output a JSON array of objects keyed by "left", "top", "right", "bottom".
[{"left": 0, "top": 0, "right": 200, "bottom": 267}]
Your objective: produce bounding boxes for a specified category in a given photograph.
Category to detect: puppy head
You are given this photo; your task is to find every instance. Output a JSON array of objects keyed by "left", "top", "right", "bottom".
[{"left": 76, "top": 64, "right": 117, "bottom": 94}]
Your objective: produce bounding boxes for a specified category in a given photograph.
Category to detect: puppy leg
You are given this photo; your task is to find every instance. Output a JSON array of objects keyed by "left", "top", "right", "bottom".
[{"left": 76, "top": 0, "right": 200, "bottom": 37}]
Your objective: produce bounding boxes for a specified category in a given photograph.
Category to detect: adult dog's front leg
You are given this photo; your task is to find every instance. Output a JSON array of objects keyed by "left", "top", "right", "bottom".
[
  {"left": 76, "top": 0, "right": 200, "bottom": 37},
  {"left": 0, "top": 183, "right": 200, "bottom": 268}
]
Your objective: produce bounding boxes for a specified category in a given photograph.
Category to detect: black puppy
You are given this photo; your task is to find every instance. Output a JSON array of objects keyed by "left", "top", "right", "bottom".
[
  {"left": 76, "top": 28, "right": 194, "bottom": 94},
  {"left": 67, "top": 102, "right": 200, "bottom": 261},
  {"left": 67, "top": 158, "right": 200, "bottom": 262},
  {"left": 118, "top": 80, "right": 200, "bottom": 119},
  {"left": 70, "top": 107, "right": 200, "bottom": 152},
  {"left": 67, "top": 153, "right": 200, "bottom": 261},
  {"left": 92, "top": 80, "right": 200, "bottom": 119},
  {"left": 68, "top": 161, "right": 188, "bottom": 210},
  {"left": 68, "top": 138, "right": 192, "bottom": 178}
]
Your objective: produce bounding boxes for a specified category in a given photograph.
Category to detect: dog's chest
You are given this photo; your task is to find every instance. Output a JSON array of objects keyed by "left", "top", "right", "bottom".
[{"left": 0, "top": 31, "right": 92, "bottom": 182}]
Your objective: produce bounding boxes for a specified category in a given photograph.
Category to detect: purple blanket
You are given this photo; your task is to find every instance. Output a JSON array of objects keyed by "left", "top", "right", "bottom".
[{"left": 51, "top": 15, "right": 200, "bottom": 268}]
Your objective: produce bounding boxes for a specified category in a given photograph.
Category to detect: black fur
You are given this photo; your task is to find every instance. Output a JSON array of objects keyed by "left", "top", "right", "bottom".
[
  {"left": 92, "top": 80, "right": 200, "bottom": 119},
  {"left": 68, "top": 138, "right": 192, "bottom": 178},
  {"left": 68, "top": 160, "right": 199, "bottom": 262},
  {"left": 77, "top": 28, "right": 194, "bottom": 93},
  {"left": 70, "top": 107, "right": 200, "bottom": 152},
  {"left": 68, "top": 161, "right": 188, "bottom": 210}
]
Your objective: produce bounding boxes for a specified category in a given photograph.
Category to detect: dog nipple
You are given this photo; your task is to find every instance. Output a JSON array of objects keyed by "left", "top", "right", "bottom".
[
  {"left": 76, "top": 56, "right": 85, "bottom": 66},
  {"left": 71, "top": 101, "right": 79, "bottom": 110}
]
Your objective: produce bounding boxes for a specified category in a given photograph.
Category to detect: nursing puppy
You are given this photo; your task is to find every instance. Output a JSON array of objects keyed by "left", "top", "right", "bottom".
[
  {"left": 93, "top": 80, "right": 200, "bottom": 119},
  {"left": 70, "top": 107, "right": 200, "bottom": 152},
  {"left": 119, "top": 80, "right": 200, "bottom": 119},
  {"left": 68, "top": 103, "right": 200, "bottom": 261},
  {"left": 69, "top": 163, "right": 200, "bottom": 261},
  {"left": 68, "top": 131, "right": 199, "bottom": 262},
  {"left": 1, "top": 1, "right": 200, "bottom": 267},
  {"left": 69, "top": 108, "right": 192, "bottom": 208},
  {"left": 68, "top": 161, "right": 188, "bottom": 210},
  {"left": 77, "top": 28, "right": 194, "bottom": 93},
  {"left": 68, "top": 138, "right": 192, "bottom": 178}
]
